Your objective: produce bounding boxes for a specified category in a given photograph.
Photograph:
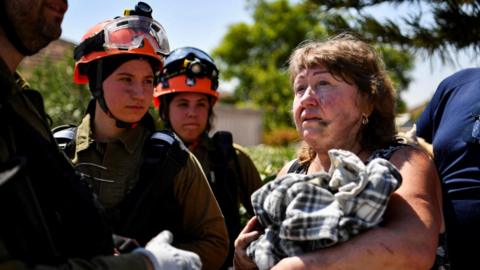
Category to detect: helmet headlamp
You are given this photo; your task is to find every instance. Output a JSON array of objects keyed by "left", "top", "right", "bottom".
[
  {"left": 123, "top": 1, "right": 153, "bottom": 18},
  {"left": 153, "top": 47, "right": 220, "bottom": 108}
]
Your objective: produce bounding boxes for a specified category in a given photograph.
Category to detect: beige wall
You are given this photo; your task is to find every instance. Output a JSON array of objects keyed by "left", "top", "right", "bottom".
[{"left": 211, "top": 104, "right": 263, "bottom": 147}]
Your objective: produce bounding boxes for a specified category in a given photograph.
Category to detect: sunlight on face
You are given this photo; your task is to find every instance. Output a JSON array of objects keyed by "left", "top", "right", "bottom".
[
  {"left": 6, "top": 0, "right": 68, "bottom": 53},
  {"left": 292, "top": 65, "right": 364, "bottom": 151},
  {"left": 168, "top": 92, "right": 210, "bottom": 143},
  {"left": 102, "top": 59, "right": 154, "bottom": 123}
]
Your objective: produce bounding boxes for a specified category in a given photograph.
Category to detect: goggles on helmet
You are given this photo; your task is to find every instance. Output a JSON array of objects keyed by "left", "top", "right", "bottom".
[
  {"left": 74, "top": 15, "right": 169, "bottom": 61},
  {"left": 104, "top": 16, "right": 169, "bottom": 54}
]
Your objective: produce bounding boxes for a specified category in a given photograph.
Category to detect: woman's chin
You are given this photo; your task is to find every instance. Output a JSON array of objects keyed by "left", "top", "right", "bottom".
[
  {"left": 117, "top": 116, "right": 143, "bottom": 125},
  {"left": 301, "top": 127, "right": 322, "bottom": 138}
]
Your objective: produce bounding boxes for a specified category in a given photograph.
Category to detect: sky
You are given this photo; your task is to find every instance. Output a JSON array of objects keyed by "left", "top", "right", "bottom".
[{"left": 61, "top": 0, "right": 478, "bottom": 109}]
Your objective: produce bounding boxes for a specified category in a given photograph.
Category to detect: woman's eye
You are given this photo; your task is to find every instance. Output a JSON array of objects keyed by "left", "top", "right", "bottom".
[
  {"left": 318, "top": 80, "right": 330, "bottom": 86},
  {"left": 120, "top": 77, "right": 132, "bottom": 83},
  {"left": 144, "top": 79, "right": 154, "bottom": 85},
  {"left": 294, "top": 85, "right": 306, "bottom": 94},
  {"left": 314, "top": 80, "right": 333, "bottom": 91}
]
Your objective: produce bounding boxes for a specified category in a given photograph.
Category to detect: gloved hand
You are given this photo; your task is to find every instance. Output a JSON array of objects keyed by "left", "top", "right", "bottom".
[{"left": 134, "top": 230, "right": 202, "bottom": 270}]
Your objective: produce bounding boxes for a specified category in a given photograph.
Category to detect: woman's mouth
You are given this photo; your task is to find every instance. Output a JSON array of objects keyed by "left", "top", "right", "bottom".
[
  {"left": 302, "top": 117, "right": 328, "bottom": 127},
  {"left": 126, "top": 105, "right": 145, "bottom": 110}
]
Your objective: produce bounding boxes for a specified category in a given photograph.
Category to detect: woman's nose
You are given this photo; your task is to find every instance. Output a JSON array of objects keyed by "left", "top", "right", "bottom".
[
  {"left": 300, "top": 86, "right": 319, "bottom": 107},
  {"left": 130, "top": 83, "right": 147, "bottom": 99},
  {"left": 186, "top": 106, "right": 196, "bottom": 117}
]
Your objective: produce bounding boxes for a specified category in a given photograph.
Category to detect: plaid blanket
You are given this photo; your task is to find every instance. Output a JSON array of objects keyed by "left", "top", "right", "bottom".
[{"left": 246, "top": 149, "right": 402, "bottom": 270}]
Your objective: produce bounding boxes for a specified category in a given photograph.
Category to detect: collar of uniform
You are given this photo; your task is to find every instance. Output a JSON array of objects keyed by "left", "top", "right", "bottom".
[
  {"left": 0, "top": 59, "right": 53, "bottom": 141},
  {"left": 15, "top": 71, "right": 31, "bottom": 91},
  {"left": 75, "top": 113, "right": 94, "bottom": 152},
  {"left": 0, "top": 59, "right": 12, "bottom": 89},
  {"left": 116, "top": 124, "right": 146, "bottom": 154},
  {"left": 75, "top": 113, "right": 146, "bottom": 154},
  {"left": 0, "top": 58, "right": 18, "bottom": 97}
]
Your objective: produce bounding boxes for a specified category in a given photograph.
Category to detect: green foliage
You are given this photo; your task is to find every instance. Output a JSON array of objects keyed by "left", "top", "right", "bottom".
[
  {"left": 213, "top": 0, "right": 415, "bottom": 130},
  {"left": 310, "top": 0, "right": 480, "bottom": 62},
  {"left": 377, "top": 46, "right": 415, "bottom": 113},
  {"left": 213, "top": 0, "right": 327, "bottom": 131},
  {"left": 263, "top": 126, "right": 299, "bottom": 146},
  {"left": 244, "top": 144, "right": 297, "bottom": 183},
  {"left": 24, "top": 56, "right": 91, "bottom": 127}
]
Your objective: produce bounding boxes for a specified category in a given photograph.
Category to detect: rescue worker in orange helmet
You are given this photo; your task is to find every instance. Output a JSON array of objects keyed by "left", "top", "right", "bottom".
[
  {"left": 155, "top": 47, "right": 263, "bottom": 269},
  {"left": 0, "top": 0, "right": 212, "bottom": 269},
  {"left": 54, "top": 3, "right": 228, "bottom": 269}
]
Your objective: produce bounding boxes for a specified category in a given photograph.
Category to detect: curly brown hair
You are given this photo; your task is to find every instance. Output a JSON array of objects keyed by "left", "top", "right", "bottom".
[{"left": 288, "top": 33, "right": 397, "bottom": 164}]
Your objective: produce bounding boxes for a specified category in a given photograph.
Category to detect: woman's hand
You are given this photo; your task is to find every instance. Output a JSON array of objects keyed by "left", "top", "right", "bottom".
[{"left": 233, "top": 216, "right": 262, "bottom": 269}]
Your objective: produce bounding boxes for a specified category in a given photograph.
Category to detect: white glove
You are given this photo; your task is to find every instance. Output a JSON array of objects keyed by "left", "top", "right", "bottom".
[{"left": 134, "top": 230, "right": 202, "bottom": 270}]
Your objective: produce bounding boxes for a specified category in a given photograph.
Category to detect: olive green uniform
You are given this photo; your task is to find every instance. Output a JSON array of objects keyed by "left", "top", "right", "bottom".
[
  {"left": 72, "top": 114, "right": 229, "bottom": 270},
  {"left": 192, "top": 135, "right": 263, "bottom": 202},
  {"left": 0, "top": 59, "right": 147, "bottom": 269},
  {"left": 190, "top": 134, "right": 263, "bottom": 269}
]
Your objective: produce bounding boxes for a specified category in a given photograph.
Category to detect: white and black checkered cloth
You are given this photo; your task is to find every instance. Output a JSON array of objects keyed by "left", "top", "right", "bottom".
[{"left": 246, "top": 149, "right": 402, "bottom": 270}]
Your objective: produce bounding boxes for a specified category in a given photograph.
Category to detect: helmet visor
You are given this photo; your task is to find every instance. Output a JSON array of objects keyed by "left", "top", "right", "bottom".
[{"left": 103, "top": 16, "right": 170, "bottom": 55}]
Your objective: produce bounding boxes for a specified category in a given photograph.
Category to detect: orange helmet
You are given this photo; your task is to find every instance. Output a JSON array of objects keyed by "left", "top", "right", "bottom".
[
  {"left": 73, "top": 14, "right": 169, "bottom": 84},
  {"left": 154, "top": 47, "right": 219, "bottom": 108}
]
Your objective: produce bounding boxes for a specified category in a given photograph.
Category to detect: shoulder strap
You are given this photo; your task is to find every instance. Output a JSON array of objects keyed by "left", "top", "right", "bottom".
[
  {"left": 367, "top": 140, "right": 409, "bottom": 163},
  {"left": 212, "top": 131, "right": 254, "bottom": 215},
  {"left": 112, "top": 129, "right": 189, "bottom": 245},
  {"left": 52, "top": 124, "right": 77, "bottom": 159},
  {"left": 144, "top": 129, "right": 189, "bottom": 165},
  {"left": 287, "top": 159, "right": 304, "bottom": 173}
]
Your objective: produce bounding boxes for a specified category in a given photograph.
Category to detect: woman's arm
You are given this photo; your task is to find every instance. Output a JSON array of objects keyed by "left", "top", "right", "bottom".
[
  {"left": 272, "top": 147, "right": 443, "bottom": 270},
  {"left": 233, "top": 160, "right": 294, "bottom": 269}
]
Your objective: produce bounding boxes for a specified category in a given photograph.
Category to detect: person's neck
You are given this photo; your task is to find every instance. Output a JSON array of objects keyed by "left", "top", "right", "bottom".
[
  {"left": 0, "top": 33, "right": 24, "bottom": 73},
  {"left": 310, "top": 143, "right": 365, "bottom": 174},
  {"left": 186, "top": 139, "right": 200, "bottom": 151},
  {"left": 93, "top": 103, "right": 125, "bottom": 142}
]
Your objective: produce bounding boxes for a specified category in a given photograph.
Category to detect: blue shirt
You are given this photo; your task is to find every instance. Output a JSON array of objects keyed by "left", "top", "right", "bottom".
[{"left": 416, "top": 68, "right": 480, "bottom": 269}]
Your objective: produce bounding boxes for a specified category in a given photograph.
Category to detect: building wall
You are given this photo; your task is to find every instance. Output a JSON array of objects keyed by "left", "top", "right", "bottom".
[{"left": 212, "top": 104, "right": 263, "bottom": 146}]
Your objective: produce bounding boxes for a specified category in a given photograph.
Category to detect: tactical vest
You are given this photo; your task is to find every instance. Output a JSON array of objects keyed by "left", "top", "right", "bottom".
[
  {"left": 53, "top": 126, "right": 189, "bottom": 247},
  {"left": 0, "top": 88, "right": 114, "bottom": 265}
]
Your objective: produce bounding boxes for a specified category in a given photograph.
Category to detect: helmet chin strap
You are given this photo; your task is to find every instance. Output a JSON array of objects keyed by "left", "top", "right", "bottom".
[{"left": 92, "top": 60, "right": 139, "bottom": 129}]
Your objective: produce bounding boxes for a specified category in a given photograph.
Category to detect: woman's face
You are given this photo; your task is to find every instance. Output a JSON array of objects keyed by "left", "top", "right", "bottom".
[
  {"left": 102, "top": 59, "right": 154, "bottom": 123},
  {"left": 292, "top": 65, "right": 364, "bottom": 152},
  {"left": 168, "top": 92, "right": 210, "bottom": 144}
]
